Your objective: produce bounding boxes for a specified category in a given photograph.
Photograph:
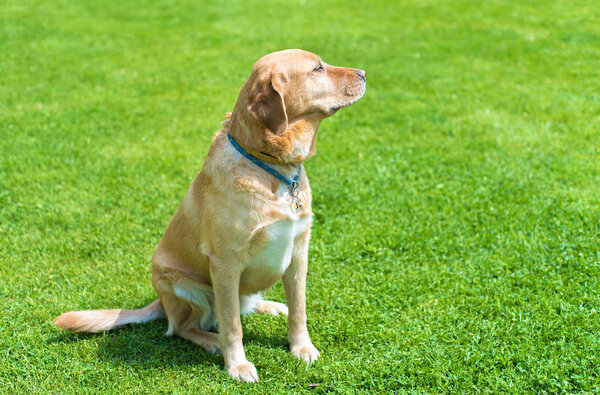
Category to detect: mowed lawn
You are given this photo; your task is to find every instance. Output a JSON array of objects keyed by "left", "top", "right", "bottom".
[{"left": 1, "top": 0, "right": 599, "bottom": 392}]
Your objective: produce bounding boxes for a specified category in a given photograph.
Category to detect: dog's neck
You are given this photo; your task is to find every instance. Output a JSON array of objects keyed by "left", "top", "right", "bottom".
[{"left": 227, "top": 108, "right": 322, "bottom": 165}]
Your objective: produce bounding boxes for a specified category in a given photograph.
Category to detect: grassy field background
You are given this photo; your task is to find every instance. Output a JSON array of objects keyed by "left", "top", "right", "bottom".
[{"left": 1, "top": 0, "right": 599, "bottom": 392}]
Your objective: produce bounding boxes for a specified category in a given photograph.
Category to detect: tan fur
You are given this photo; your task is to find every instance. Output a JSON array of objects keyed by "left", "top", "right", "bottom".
[
  {"left": 53, "top": 300, "right": 165, "bottom": 333},
  {"left": 54, "top": 49, "right": 366, "bottom": 382}
]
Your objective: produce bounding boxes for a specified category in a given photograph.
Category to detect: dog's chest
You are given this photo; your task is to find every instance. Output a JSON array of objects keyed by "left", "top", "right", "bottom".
[{"left": 248, "top": 215, "right": 311, "bottom": 277}]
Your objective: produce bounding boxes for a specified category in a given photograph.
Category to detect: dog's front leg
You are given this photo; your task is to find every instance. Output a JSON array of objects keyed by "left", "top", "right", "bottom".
[
  {"left": 282, "top": 229, "right": 320, "bottom": 363},
  {"left": 210, "top": 258, "right": 258, "bottom": 383}
]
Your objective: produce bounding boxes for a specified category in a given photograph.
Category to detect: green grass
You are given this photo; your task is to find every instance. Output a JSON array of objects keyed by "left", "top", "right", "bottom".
[{"left": 1, "top": 0, "right": 600, "bottom": 392}]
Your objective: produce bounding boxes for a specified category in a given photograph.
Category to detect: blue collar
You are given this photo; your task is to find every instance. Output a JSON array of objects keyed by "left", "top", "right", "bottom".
[{"left": 227, "top": 134, "right": 302, "bottom": 193}]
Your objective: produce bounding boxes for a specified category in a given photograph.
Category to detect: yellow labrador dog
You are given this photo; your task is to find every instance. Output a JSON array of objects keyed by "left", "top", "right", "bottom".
[{"left": 54, "top": 49, "right": 366, "bottom": 382}]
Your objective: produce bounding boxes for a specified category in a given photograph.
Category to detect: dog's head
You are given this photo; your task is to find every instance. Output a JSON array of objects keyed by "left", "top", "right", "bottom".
[{"left": 230, "top": 49, "right": 366, "bottom": 163}]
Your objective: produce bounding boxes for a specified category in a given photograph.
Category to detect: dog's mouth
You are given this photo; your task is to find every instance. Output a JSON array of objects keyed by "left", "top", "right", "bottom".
[{"left": 329, "top": 84, "right": 366, "bottom": 113}]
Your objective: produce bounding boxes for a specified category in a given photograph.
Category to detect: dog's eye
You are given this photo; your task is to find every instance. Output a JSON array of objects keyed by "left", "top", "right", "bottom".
[{"left": 314, "top": 64, "right": 324, "bottom": 72}]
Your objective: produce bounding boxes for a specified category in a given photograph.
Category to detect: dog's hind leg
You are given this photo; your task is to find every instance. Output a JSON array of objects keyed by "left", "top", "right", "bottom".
[
  {"left": 256, "top": 300, "right": 288, "bottom": 316},
  {"left": 152, "top": 265, "right": 220, "bottom": 353},
  {"left": 158, "top": 286, "right": 221, "bottom": 353},
  {"left": 177, "top": 327, "right": 221, "bottom": 354},
  {"left": 239, "top": 294, "right": 288, "bottom": 316}
]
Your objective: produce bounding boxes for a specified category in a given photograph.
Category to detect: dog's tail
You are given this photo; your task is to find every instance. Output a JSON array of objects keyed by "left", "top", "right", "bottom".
[{"left": 53, "top": 299, "right": 165, "bottom": 333}]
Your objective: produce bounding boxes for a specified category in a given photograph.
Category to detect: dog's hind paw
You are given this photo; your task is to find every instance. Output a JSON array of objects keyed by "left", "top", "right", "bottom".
[{"left": 256, "top": 300, "right": 288, "bottom": 316}]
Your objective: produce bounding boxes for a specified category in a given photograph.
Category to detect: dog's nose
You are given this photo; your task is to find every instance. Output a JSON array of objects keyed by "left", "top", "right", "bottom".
[{"left": 357, "top": 69, "right": 366, "bottom": 81}]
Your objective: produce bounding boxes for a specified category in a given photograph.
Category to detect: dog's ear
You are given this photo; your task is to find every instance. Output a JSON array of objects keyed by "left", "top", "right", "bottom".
[{"left": 247, "top": 72, "right": 288, "bottom": 135}]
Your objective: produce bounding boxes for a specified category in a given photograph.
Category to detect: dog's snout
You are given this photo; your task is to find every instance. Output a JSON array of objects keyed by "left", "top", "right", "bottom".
[{"left": 357, "top": 69, "right": 366, "bottom": 81}]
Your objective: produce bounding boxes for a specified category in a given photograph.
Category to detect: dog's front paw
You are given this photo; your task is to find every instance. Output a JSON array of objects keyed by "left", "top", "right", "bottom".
[
  {"left": 227, "top": 361, "right": 259, "bottom": 383},
  {"left": 291, "top": 343, "right": 320, "bottom": 363}
]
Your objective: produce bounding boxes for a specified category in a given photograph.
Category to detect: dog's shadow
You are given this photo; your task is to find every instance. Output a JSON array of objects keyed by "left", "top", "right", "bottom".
[{"left": 47, "top": 305, "right": 289, "bottom": 369}]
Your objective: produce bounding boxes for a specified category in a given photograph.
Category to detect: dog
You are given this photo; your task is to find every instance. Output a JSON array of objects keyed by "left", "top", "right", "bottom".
[{"left": 54, "top": 49, "right": 366, "bottom": 382}]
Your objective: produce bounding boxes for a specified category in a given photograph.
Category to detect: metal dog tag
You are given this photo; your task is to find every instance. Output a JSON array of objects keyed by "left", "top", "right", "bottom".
[
  {"left": 288, "top": 184, "right": 302, "bottom": 213},
  {"left": 291, "top": 197, "right": 302, "bottom": 213}
]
